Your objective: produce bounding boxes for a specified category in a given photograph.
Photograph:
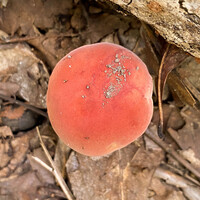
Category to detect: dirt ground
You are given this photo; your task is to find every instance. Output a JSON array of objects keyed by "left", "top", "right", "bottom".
[{"left": 0, "top": 0, "right": 200, "bottom": 200}]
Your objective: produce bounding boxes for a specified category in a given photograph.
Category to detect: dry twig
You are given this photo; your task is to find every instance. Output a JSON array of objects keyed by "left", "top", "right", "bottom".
[
  {"left": 36, "top": 126, "right": 75, "bottom": 200},
  {"left": 157, "top": 44, "right": 170, "bottom": 138},
  {"left": 145, "top": 128, "right": 200, "bottom": 181},
  {"left": 155, "top": 167, "right": 200, "bottom": 200}
]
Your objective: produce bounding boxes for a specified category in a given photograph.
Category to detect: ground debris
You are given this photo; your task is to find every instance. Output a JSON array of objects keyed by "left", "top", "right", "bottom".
[
  {"left": 66, "top": 138, "right": 164, "bottom": 200},
  {"left": 0, "top": 104, "right": 39, "bottom": 132},
  {"left": 154, "top": 167, "right": 200, "bottom": 200},
  {"left": 0, "top": 43, "right": 49, "bottom": 108},
  {"left": 168, "top": 106, "right": 200, "bottom": 172},
  {"left": 0, "top": 0, "right": 200, "bottom": 200}
]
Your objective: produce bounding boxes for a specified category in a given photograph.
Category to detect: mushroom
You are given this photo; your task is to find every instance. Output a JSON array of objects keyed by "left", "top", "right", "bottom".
[{"left": 46, "top": 42, "right": 153, "bottom": 156}]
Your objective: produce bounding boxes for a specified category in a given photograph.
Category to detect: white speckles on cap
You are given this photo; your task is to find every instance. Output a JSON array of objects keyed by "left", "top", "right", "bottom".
[
  {"left": 114, "top": 58, "right": 120, "bottom": 63},
  {"left": 67, "top": 55, "right": 72, "bottom": 59}
]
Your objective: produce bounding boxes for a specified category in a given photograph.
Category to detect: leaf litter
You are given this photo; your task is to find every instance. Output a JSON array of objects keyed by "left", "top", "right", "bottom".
[{"left": 0, "top": 0, "right": 200, "bottom": 200}]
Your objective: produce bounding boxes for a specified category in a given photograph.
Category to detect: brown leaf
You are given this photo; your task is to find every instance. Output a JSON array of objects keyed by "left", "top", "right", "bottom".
[
  {"left": 0, "top": 0, "right": 73, "bottom": 35},
  {"left": 0, "top": 105, "right": 39, "bottom": 132},
  {"left": 154, "top": 167, "right": 200, "bottom": 200},
  {"left": 0, "top": 125, "right": 13, "bottom": 138},
  {"left": 54, "top": 139, "right": 71, "bottom": 180},
  {"left": 141, "top": 22, "right": 163, "bottom": 58},
  {"left": 176, "top": 57, "right": 200, "bottom": 108},
  {"left": 27, "top": 148, "right": 55, "bottom": 184},
  {"left": 170, "top": 106, "right": 200, "bottom": 164},
  {"left": 0, "top": 140, "right": 11, "bottom": 169},
  {"left": 0, "top": 43, "right": 49, "bottom": 108},
  {"left": 83, "top": 13, "right": 129, "bottom": 43},
  {"left": 157, "top": 45, "right": 190, "bottom": 138},
  {"left": 182, "top": 78, "right": 200, "bottom": 106},
  {"left": 140, "top": 23, "right": 162, "bottom": 75},
  {"left": 152, "top": 103, "right": 185, "bottom": 131},
  {"left": 0, "top": 132, "right": 30, "bottom": 178},
  {"left": 0, "top": 82, "right": 20, "bottom": 97},
  {"left": 66, "top": 139, "right": 164, "bottom": 200},
  {"left": 160, "top": 45, "right": 188, "bottom": 96},
  {"left": 167, "top": 72, "right": 200, "bottom": 109}
]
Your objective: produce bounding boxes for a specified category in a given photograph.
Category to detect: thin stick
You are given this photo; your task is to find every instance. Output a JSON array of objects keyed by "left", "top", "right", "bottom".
[
  {"left": 0, "top": 93, "right": 48, "bottom": 118},
  {"left": 157, "top": 44, "right": 170, "bottom": 138},
  {"left": 145, "top": 128, "right": 200, "bottom": 181},
  {"left": 36, "top": 127, "right": 75, "bottom": 200},
  {"left": 32, "top": 156, "right": 53, "bottom": 173},
  {"left": 0, "top": 36, "right": 39, "bottom": 44}
]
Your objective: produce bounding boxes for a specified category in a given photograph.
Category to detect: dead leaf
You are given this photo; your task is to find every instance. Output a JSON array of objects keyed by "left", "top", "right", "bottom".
[
  {"left": 118, "top": 26, "right": 140, "bottom": 51},
  {"left": 168, "top": 106, "right": 200, "bottom": 173},
  {"left": 82, "top": 13, "right": 129, "bottom": 43},
  {"left": 182, "top": 78, "right": 200, "bottom": 104},
  {"left": 152, "top": 103, "right": 185, "bottom": 131},
  {"left": 140, "top": 23, "right": 164, "bottom": 75},
  {"left": 0, "top": 171, "right": 44, "bottom": 199},
  {"left": 177, "top": 57, "right": 200, "bottom": 105},
  {"left": 0, "top": 126, "right": 62, "bottom": 199},
  {"left": 0, "top": 0, "right": 73, "bottom": 35},
  {"left": 160, "top": 45, "right": 188, "bottom": 95},
  {"left": 28, "top": 148, "right": 55, "bottom": 184},
  {"left": 66, "top": 139, "right": 164, "bottom": 200},
  {"left": 0, "top": 125, "right": 13, "bottom": 138},
  {"left": 180, "top": 148, "right": 200, "bottom": 169},
  {"left": 0, "top": 132, "right": 30, "bottom": 178},
  {"left": 164, "top": 55, "right": 200, "bottom": 109},
  {"left": 0, "top": 82, "right": 19, "bottom": 97},
  {"left": 71, "top": 5, "right": 87, "bottom": 30},
  {"left": 0, "top": 140, "right": 11, "bottom": 169},
  {"left": 54, "top": 139, "right": 71, "bottom": 179},
  {"left": 157, "top": 45, "right": 188, "bottom": 137},
  {"left": 167, "top": 72, "right": 200, "bottom": 108},
  {"left": 154, "top": 167, "right": 200, "bottom": 200},
  {"left": 0, "top": 43, "right": 49, "bottom": 108},
  {"left": 0, "top": 105, "right": 39, "bottom": 132}
]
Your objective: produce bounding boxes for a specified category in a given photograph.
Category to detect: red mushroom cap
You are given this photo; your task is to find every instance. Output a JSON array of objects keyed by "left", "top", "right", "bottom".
[{"left": 47, "top": 42, "right": 153, "bottom": 156}]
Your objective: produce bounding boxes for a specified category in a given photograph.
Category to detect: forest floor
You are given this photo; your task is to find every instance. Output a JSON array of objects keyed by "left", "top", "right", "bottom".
[{"left": 0, "top": 0, "right": 200, "bottom": 200}]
